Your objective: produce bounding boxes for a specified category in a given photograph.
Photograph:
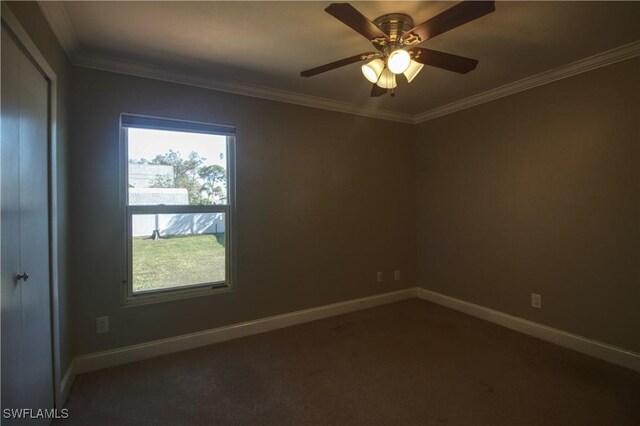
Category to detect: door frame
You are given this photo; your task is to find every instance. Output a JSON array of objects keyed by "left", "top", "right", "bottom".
[{"left": 1, "top": 3, "right": 63, "bottom": 409}]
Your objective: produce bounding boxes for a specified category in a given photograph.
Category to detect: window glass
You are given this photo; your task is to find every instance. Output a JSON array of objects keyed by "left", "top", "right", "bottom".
[
  {"left": 122, "top": 116, "right": 234, "bottom": 300},
  {"left": 131, "top": 213, "right": 226, "bottom": 292},
  {"left": 127, "top": 128, "right": 228, "bottom": 206}
]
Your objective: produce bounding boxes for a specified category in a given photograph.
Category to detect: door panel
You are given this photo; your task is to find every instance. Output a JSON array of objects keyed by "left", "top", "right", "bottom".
[
  {"left": 1, "top": 25, "right": 25, "bottom": 412},
  {"left": 1, "top": 23, "right": 54, "bottom": 420},
  {"left": 18, "top": 41, "right": 54, "bottom": 414}
]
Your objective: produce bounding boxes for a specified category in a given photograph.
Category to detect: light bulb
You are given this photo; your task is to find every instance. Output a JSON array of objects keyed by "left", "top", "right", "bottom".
[
  {"left": 361, "top": 59, "right": 385, "bottom": 84},
  {"left": 376, "top": 68, "right": 397, "bottom": 89},
  {"left": 387, "top": 49, "right": 411, "bottom": 74},
  {"left": 403, "top": 60, "right": 424, "bottom": 83}
]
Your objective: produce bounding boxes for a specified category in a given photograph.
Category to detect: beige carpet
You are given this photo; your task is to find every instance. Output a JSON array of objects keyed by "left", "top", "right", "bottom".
[{"left": 58, "top": 299, "right": 639, "bottom": 425}]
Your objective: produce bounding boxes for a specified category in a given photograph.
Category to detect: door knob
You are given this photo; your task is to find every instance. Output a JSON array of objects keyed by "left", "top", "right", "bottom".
[{"left": 16, "top": 272, "right": 29, "bottom": 282}]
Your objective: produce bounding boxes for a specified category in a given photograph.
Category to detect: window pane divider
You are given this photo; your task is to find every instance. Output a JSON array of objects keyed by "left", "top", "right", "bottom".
[{"left": 127, "top": 204, "right": 228, "bottom": 214}]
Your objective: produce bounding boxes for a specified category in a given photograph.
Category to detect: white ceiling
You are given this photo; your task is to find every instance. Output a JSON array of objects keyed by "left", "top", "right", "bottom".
[{"left": 40, "top": 1, "right": 640, "bottom": 121}]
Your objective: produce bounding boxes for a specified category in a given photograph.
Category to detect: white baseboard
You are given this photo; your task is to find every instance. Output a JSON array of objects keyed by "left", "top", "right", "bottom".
[
  {"left": 73, "top": 288, "right": 418, "bottom": 375},
  {"left": 60, "top": 286, "right": 637, "bottom": 403},
  {"left": 58, "top": 360, "right": 76, "bottom": 408},
  {"left": 416, "top": 288, "right": 640, "bottom": 372}
]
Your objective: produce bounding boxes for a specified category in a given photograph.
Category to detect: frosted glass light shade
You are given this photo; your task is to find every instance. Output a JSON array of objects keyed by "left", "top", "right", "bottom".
[
  {"left": 403, "top": 60, "right": 424, "bottom": 83},
  {"left": 387, "top": 49, "right": 411, "bottom": 74},
  {"left": 361, "top": 59, "right": 385, "bottom": 83},
  {"left": 376, "top": 68, "right": 397, "bottom": 89}
]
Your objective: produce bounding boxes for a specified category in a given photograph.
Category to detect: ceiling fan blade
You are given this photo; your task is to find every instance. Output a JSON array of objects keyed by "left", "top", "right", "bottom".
[
  {"left": 300, "top": 52, "right": 375, "bottom": 77},
  {"left": 370, "top": 84, "right": 387, "bottom": 97},
  {"left": 325, "top": 3, "right": 389, "bottom": 42},
  {"left": 411, "top": 48, "right": 479, "bottom": 74},
  {"left": 401, "top": 1, "right": 495, "bottom": 44}
]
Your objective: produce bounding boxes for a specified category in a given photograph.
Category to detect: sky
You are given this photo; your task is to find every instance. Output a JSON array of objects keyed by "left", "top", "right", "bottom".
[{"left": 128, "top": 128, "right": 227, "bottom": 167}]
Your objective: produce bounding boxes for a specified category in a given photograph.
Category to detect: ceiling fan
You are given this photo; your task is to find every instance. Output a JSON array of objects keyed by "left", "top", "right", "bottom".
[{"left": 300, "top": 1, "right": 495, "bottom": 97}]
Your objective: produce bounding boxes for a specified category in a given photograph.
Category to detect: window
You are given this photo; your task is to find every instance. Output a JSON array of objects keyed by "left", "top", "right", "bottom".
[{"left": 121, "top": 114, "right": 235, "bottom": 303}]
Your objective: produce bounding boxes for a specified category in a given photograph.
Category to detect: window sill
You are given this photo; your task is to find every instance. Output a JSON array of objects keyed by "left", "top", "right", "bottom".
[{"left": 122, "top": 283, "right": 234, "bottom": 307}]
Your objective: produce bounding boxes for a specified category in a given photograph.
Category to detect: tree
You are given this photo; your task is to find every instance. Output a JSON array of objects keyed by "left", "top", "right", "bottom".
[
  {"left": 129, "top": 158, "right": 150, "bottom": 165},
  {"left": 148, "top": 150, "right": 207, "bottom": 205},
  {"left": 199, "top": 164, "right": 227, "bottom": 204}
]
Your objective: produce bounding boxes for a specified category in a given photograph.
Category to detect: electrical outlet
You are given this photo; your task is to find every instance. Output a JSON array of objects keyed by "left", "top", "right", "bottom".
[
  {"left": 377, "top": 271, "right": 383, "bottom": 282},
  {"left": 531, "top": 293, "right": 542, "bottom": 309},
  {"left": 96, "top": 316, "right": 109, "bottom": 334},
  {"left": 394, "top": 270, "right": 401, "bottom": 281}
]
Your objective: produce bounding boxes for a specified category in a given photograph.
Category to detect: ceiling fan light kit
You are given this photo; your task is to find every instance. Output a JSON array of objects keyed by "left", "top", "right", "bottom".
[
  {"left": 387, "top": 49, "right": 411, "bottom": 74},
  {"left": 404, "top": 60, "right": 425, "bottom": 83},
  {"left": 362, "top": 58, "right": 385, "bottom": 83},
  {"left": 377, "top": 69, "right": 397, "bottom": 90},
  {"left": 300, "top": 1, "right": 496, "bottom": 97}
]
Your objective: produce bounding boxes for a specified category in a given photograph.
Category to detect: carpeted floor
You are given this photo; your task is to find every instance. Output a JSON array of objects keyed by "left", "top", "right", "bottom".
[{"left": 58, "top": 299, "right": 640, "bottom": 425}]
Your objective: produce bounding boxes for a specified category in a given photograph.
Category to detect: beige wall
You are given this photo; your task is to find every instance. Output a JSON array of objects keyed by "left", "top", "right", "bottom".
[
  {"left": 69, "top": 67, "right": 416, "bottom": 355},
  {"left": 416, "top": 57, "right": 640, "bottom": 352},
  {"left": 6, "top": 2, "right": 74, "bottom": 374}
]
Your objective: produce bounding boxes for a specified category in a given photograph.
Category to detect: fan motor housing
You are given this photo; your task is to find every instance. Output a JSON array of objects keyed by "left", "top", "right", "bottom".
[{"left": 372, "top": 13, "right": 414, "bottom": 47}]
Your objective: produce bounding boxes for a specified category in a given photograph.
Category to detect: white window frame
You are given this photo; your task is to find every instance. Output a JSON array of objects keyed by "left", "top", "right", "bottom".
[{"left": 120, "top": 113, "right": 236, "bottom": 306}]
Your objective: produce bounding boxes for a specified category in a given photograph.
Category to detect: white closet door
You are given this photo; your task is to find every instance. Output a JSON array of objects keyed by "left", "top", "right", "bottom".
[
  {"left": 1, "top": 24, "right": 25, "bottom": 413},
  {"left": 18, "top": 26, "right": 54, "bottom": 416},
  {"left": 1, "top": 24, "right": 54, "bottom": 421}
]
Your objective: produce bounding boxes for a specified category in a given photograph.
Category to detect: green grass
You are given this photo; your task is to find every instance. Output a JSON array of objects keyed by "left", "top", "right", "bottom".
[{"left": 132, "top": 233, "right": 225, "bottom": 293}]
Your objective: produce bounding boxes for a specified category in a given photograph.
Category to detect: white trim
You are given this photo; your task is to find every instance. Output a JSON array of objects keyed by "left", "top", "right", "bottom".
[
  {"left": 59, "top": 360, "right": 76, "bottom": 407},
  {"left": 67, "top": 41, "right": 640, "bottom": 125},
  {"left": 3, "top": 2, "right": 56, "bottom": 77},
  {"left": 415, "top": 41, "right": 640, "bottom": 123},
  {"left": 73, "top": 51, "right": 415, "bottom": 124},
  {"left": 62, "top": 287, "right": 638, "bottom": 398},
  {"left": 37, "top": 1, "right": 77, "bottom": 61},
  {"left": 73, "top": 288, "right": 417, "bottom": 375},
  {"left": 416, "top": 288, "right": 640, "bottom": 372},
  {"left": 36, "top": 2, "right": 640, "bottom": 124}
]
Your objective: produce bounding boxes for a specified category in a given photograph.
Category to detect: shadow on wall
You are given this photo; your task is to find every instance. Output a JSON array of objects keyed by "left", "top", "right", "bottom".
[
  {"left": 164, "top": 213, "right": 225, "bottom": 235},
  {"left": 132, "top": 213, "right": 225, "bottom": 237}
]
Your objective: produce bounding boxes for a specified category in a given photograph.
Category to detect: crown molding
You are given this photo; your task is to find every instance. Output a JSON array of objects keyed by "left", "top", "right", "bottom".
[
  {"left": 73, "top": 51, "right": 415, "bottom": 124},
  {"left": 38, "top": 1, "right": 77, "bottom": 61},
  {"left": 37, "top": 1, "right": 640, "bottom": 125},
  {"left": 415, "top": 40, "right": 640, "bottom": 123},
  {"left": 36, "top": 0, "right": 413, "bottom": 124}
]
